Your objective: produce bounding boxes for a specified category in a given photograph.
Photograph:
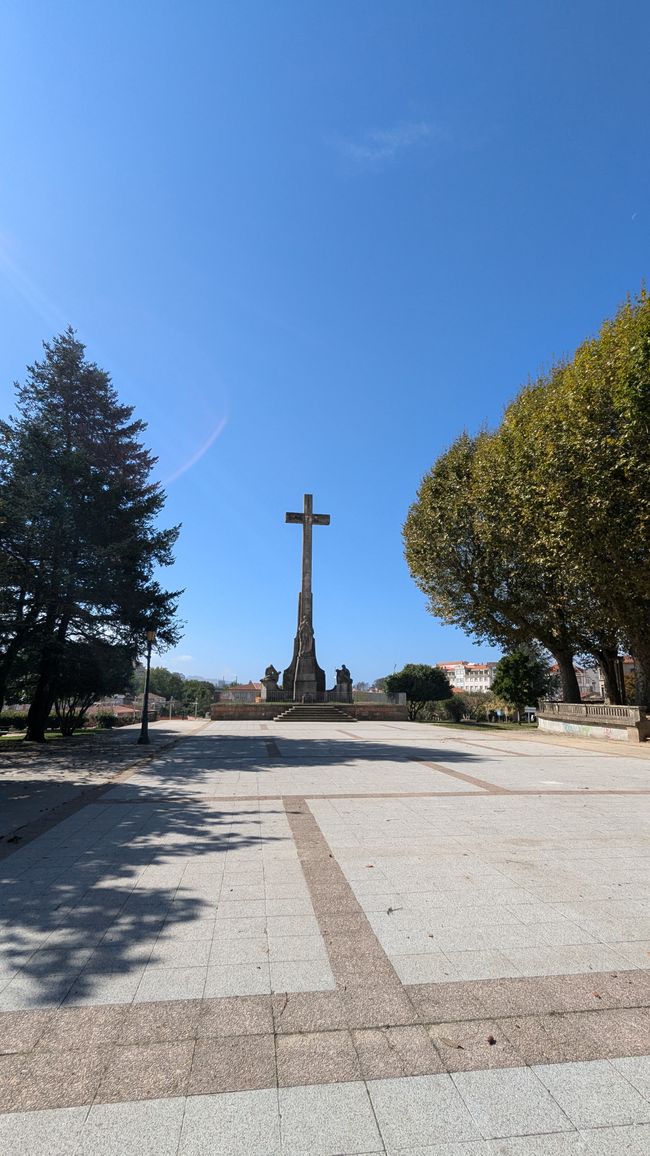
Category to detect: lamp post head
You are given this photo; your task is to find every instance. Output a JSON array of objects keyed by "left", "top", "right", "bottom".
[{"left": 145, "top": 629, "right": 157, "bottom": 644}]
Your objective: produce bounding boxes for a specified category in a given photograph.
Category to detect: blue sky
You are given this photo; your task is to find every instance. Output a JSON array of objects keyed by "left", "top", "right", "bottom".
[{"left": 1, "top": 1, "right": 648, "bottom": 683}]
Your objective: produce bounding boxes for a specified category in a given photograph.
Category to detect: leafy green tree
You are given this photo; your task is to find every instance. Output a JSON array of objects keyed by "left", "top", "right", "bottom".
[
  {"left": 385, "top": 663, "right": 452, "bottom": 720},
  {"left": 403, "top": 432, "right": 583, "bottom": 702},
  {"left": 539, "top": 292, "right": 650, "bottom": 705},
  {"left": 0, "top": 329, "right": 181, "bottom": 740},
  {"left": 132, "top": 666, "right": 183, "bottom": 702},
  {"left": 53, "top": 640, "right": 134, "bottom": 736},
  {"left": 491, "top": 648, "right": 550, "bottom": 721},
  {"left": 437, "top": 696, "right": 466, "bottom": 722},
  {"left": 181, "top": 678, "right": 216, "bottom": 714},
  {"left": 490, "top": 366, "right": 625, "bottom": 702},
  {"left": 454, "top": 690, "right": 491, "bottom": 721}
]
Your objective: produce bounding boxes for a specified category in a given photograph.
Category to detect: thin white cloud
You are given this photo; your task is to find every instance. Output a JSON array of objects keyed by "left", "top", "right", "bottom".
[
  {"left": 334, "top": 121, "right": 440, "bottom": 168},
  {"left": 163, "top": 416, "right": 228, "bottom": 485},
  {"left": 171, "top": 654, "right": 194, "bottom": 664}
]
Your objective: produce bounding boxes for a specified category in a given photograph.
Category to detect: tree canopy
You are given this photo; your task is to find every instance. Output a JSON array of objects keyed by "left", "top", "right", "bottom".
[
  {"left": 385, "top": 663, "right": 452, "bottom": 720},
  {"left": 491, "top": 649, "right": 551, "bottom": 719},
  {"left": 404, "top": 288, "right": 650, "bottom": 707}
]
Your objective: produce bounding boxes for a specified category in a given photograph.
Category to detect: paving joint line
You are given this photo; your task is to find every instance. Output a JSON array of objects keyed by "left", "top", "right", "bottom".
[{"left": 414, "top": 759, "right": 513, "bottom": 793}]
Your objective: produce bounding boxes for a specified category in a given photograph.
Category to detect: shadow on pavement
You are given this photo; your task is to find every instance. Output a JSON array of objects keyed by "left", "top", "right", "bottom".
[{"left": 0, "top": 800, "right": 283, "bottom": 1006}]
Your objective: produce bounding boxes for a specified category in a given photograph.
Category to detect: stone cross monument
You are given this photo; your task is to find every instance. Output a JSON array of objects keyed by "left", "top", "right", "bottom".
[{"left": 282, "top": 493, "right": 330, "bottom": 701}]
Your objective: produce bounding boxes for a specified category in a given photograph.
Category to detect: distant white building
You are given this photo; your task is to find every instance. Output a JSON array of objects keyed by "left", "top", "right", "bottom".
[
  {"left": 548, "top": 663, "right": 601, "bottom": 701},
  {"left": 438, "top": 661, "right": 499, "bottom": 692}
]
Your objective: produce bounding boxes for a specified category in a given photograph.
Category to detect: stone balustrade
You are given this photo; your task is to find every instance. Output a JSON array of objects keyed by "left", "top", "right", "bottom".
[{"left": 538, "top": 700, "right": 649, "bottom": 742}]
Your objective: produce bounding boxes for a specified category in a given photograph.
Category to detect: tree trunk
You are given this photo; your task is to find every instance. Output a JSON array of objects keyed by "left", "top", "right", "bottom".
[
  {"left": 25, "top": 669, "right": 55, "bottom": 742},
  {"left": 632, "top": 650, "right": 650, "bottom": 710},
  {"left": 553, "top": 651, "right": 581, "bottom": 703},
  {"left": 0, "top": 631, "right": 30, "bottom": 713},
  {"left": 593, "top": 649, "right": 624, "bottom": 704},
  {"left": 25, "top": 613, "right": 71, "bottom": 742}
]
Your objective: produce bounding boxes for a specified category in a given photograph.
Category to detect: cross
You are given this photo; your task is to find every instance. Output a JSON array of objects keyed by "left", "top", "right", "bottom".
[{"left": 285, "top": 493, "right": 330, "bottom": 608}]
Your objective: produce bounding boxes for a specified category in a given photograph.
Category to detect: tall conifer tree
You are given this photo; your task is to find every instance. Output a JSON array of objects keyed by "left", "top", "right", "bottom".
[{"left": 0, "top": 329, "right": 181, "bottom": 739}]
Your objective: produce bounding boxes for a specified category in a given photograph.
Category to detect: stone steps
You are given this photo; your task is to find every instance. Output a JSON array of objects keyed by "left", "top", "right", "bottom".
[{"left": 273, "top": 704, "right": 357, "bottom": 722}]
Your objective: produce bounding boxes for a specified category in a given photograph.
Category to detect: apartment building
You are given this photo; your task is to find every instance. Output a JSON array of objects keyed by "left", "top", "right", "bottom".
[{"left": 438, "top": 661, "right": 499, "bottom": 692}]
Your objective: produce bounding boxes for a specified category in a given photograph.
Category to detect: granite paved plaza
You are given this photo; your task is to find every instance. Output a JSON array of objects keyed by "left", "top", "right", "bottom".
[{"left": 1, "top": 720, "right": 650, "bottom": 1153}]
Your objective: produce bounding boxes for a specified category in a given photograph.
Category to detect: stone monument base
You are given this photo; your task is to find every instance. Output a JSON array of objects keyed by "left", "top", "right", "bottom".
[{"left": 210, "top": 702, "right": 409, "bottom": 722}]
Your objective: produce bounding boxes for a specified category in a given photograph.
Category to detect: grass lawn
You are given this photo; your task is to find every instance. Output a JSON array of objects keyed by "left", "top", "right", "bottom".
[{"left": 0, "top": 728, "right": 99, "bottom": 742}]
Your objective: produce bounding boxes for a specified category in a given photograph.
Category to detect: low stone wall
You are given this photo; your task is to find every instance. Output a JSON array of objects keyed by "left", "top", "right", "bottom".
[
  {"left": 210, "top": 703, "right": 409, "bottom": 722},
  {"left": 210, "top": 704, "right": 280, "bottom": 720},
  {"left": 537, "top": 701, "right": 649, "bottom": 743},
  {"left": 344, "top": 703, "right": 408, "bottom": 721}
]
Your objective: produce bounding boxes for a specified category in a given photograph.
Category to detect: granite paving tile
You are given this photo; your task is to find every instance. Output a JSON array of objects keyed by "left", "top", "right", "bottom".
[
  {"left": 405, "top": 981, "right": 486, "bottom": 1022},
  {"left": 276, "top": 1028, "right": 360, "bottom": 1085},
  {"left": 271, "top": 989, "right": 347, "bottom": 1033},
  {"left": 451, "top": 1065, "right": 574, "bottom": 1138},
  {"left": 385, "top": 1142, "right": 492, "bottom": 1155},
  {"left": 209, "top": 936, "right": 269, "bottom": 964},
  {"left": 533, "top": 1059, "right": 650, "bottom": 1128},
  {"left": 134, "top": 965, "right": 207, "bottom": 1003},
  {"left": 498, "top": 1013, "right": 605, "bottom": 1065},
  {"left": 368, "top": 1071, "right": 481, "bottom": 1148},
  {"left": 97, "top": 1039, "right": 194, "bottom": 1103},
  {"left": 0, "top": 971, "right": 75, "bottom": 1011},
  {"left": 119, "top": 998, "right": 203, "bottom": 1044},
  {"left": 269, "top": 958, "right": 335, "bottom": 992},
  {"left": 265, "top": 915, "right": 321, "bottom": 937},
  {"left": 471, "top": 977, "right": 578, "bottom": 1018},
  {"left": 353, "top": 1024, "right": 444, "bottom": 1079},
  {"left": 0, "top": 1045, "right": 109, "bottom": 1112},
  {"left": 444, "top": 950, "right": 523, "bottom": 981},
  {"left": 63, "top": 968, "right": 146, "bottom": 1007},
  {"left": 609, "top": 1054, "right": 650, "bottom": 1099},
  {"left": 188, "top": 1033, "right": 276, "bottom": 1094},
  {"left": 180, "top": 1087, "right": 281, "bottom": 1154},
  {"left": 0, "top": 1008, "right": 52, "bottom": 1053},
  {"left": 37, "top": 1004, "right": 127, "bottom": 1051},
  {"left": 504, "top": 946, "right": 633, "bottom": 978},
  {"left": 393, "top": 952, "right": 456, "bottom": 984},
  {"left": 148, "top": 940, "right": 212, "bottom": 969},
  {"left": 580, "top": 1122, "right": 650, "bottom": 1154},
  {"left": 203, "top": 961, "right": 270, "bottom": 997},
  {"left": 196, "top": 994, "right": 273, "bottom": 1037},
  {"left": 212, "top": 916, "right": 267, "bottom": 938},
  {"left": 430, "top": 1018, "right": 524, "bottom": 1071},
  {"left": 0, "top": 1105, "right": 89, "bottom": 1156},
  {"left": 574, "top": 1009, "right": 650, "bottom": 1059},
  {"left": 279, "top": 1080, "right": 383, "bottom": 1155},
  {"left": 340, "top": 982, "right": 417, "bottom": 1028},
  {"left": 75, "top": 1096, "right": 185, "bottom": 1155},
  {"left": 486, "top": 1136, "right": 590, "bottom": 1154},
  {"left": 267, "top": 934, "right": 326, "bottom": 962}
]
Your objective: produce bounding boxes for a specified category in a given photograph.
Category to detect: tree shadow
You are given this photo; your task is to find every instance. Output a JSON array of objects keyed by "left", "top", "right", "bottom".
[
  {"left": 0, "top": 724, "right": 192, "bottom": 840},
  {"left": 107, "top": 733, "right": 484, "bottom": 794},
  {"left": 0, "top": 730, "right": 483, "bottom": 1007},
  {"left": 0, "top": 800, "right": 284, "bottom": 1007}
]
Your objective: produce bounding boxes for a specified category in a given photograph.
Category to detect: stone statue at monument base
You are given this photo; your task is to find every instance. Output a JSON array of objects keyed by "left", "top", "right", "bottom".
[
  {"left": 260, "top": 664, "right": 282, "bottom": 702},
  {"left": 329, "top": 663, "right": 353, "bottom": 704}
]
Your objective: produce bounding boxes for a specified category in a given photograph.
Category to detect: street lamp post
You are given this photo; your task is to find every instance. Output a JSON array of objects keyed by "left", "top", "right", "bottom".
[{"left": 137, "top": 628, "right": 157, "bottom": 744}]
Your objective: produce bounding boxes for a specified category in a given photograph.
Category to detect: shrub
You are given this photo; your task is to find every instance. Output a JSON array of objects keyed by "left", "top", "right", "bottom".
[
  {"left": 94, "top": 712, "right": 118, "bottom": 729},
  {"left": 0, "top": 712, "right": 29, "bottom": 731}
]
